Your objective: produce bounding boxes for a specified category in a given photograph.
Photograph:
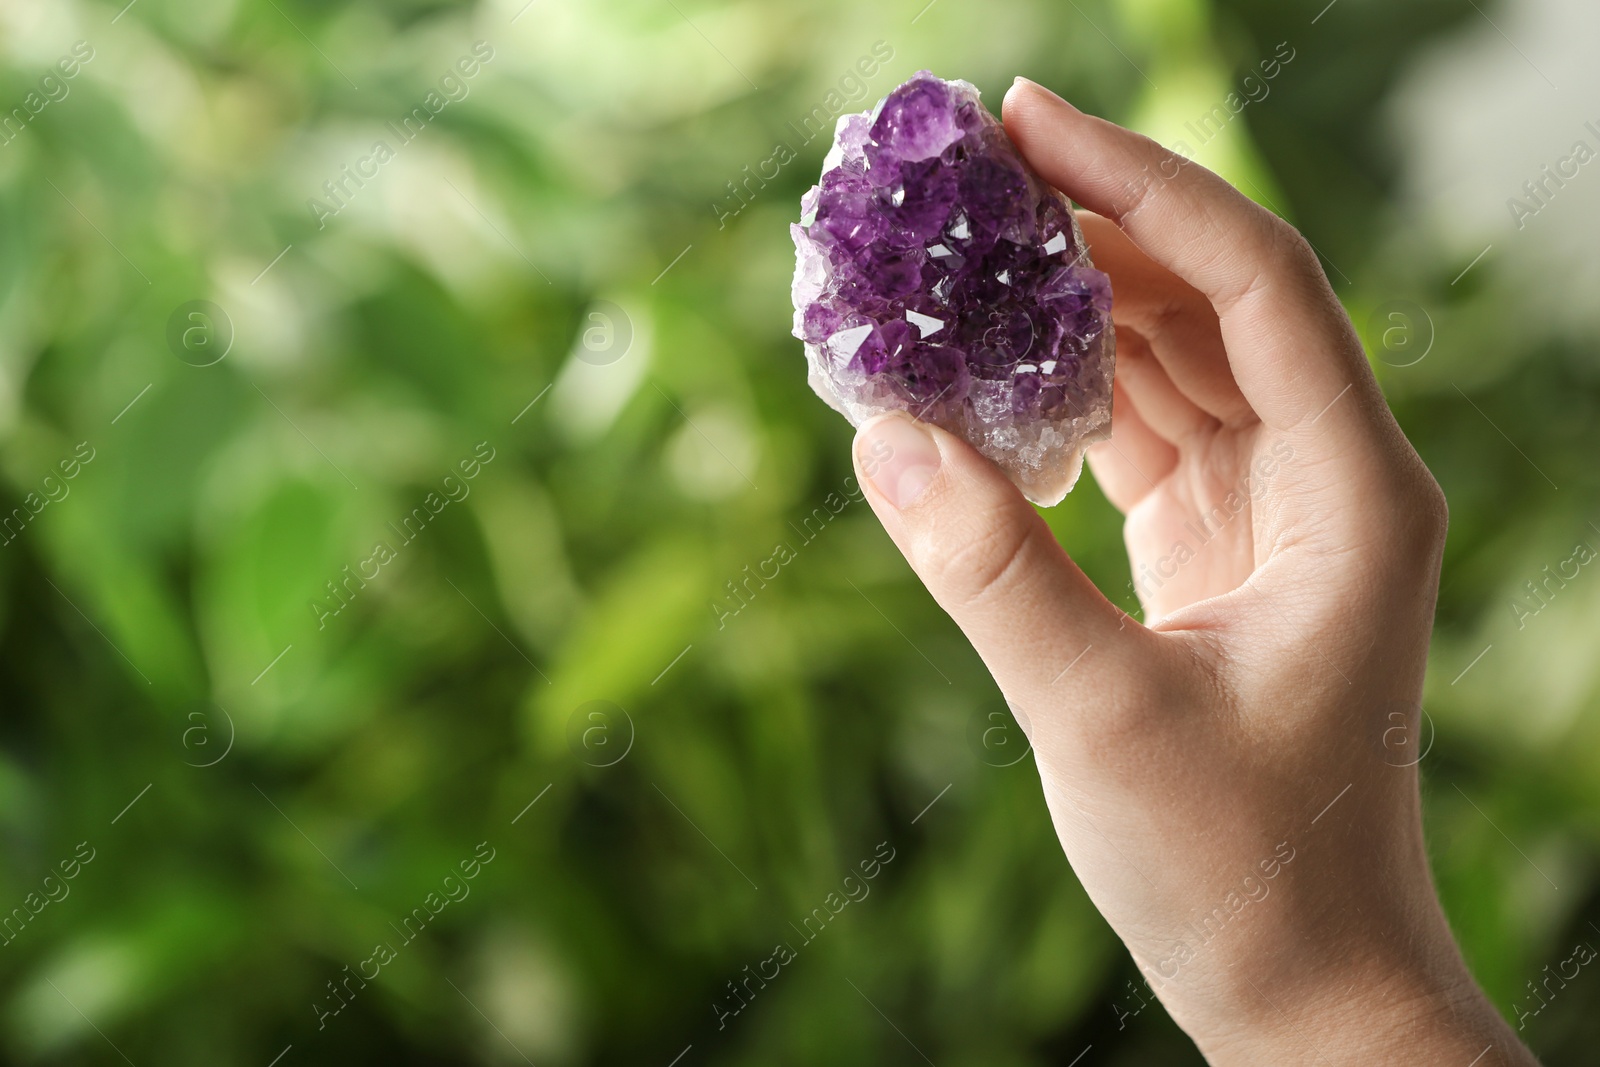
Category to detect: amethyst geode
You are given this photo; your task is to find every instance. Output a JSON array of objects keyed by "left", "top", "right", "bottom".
[{"left": 790, "top": 71, "right": 1115, "bottom": 505}]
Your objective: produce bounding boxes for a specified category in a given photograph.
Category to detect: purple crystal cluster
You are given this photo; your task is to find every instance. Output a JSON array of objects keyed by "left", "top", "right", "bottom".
[{"left": 790, "top": 71, "right": 1115, "bottom": 505}]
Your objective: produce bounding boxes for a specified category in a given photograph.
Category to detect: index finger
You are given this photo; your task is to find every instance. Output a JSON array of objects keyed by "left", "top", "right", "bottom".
[{"left": 1002, "top": 78, "right": 1373, "bottom": 434}]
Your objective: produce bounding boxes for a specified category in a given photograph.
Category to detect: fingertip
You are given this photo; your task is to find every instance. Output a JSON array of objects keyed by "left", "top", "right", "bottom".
[
  {"left": 1001, "top": 76, "right": 1030, "bottom": 118},
  {"left": 853, "top": 410, "right": 943, "bottom": 511},
  {"left": 1003, "top": 76, "right": 1080, "bottom": 120}
]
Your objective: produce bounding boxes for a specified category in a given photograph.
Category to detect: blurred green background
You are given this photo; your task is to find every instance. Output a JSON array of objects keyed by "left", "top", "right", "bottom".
[{"left": 2, "top": 0, "right": 1598, "bottom": 1062}]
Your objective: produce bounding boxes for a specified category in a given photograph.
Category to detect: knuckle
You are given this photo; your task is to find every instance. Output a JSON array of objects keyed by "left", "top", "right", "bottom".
[
  {"left": 920, "top": 506, "right": 1036, "bottom": 610},
  {"left": 1215, "top": 211, "right": 1324, "bottom": 313},
  {"left": 1405, "top": 470, "right": 1450, "bottom": 549},
  {"left": 1142, "top": 296, "right": 1191, "bottom": 351},
  {"left": 1116, "top": 135, "right": 1185, "bottom": 218},
  {"left": 1366, "top": 456, "right": 1449, "bottom": 560},
  {"left": 1266, "top": 216, "right": 1320, "bottom": 276}
]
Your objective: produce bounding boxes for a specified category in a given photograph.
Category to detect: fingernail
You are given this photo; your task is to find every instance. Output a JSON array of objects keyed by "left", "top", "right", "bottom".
[
  {"left": 1007, "top": 76, "right": 1080, "bottom": 114},
  {"left": 857, "top": 414, "right": 942, "bottom": 509}
]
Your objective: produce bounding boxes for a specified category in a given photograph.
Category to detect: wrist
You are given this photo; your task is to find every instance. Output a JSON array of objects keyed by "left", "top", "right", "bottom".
[{"left": 1172, "top": 920, "right": 1538, "bottom": 1066}]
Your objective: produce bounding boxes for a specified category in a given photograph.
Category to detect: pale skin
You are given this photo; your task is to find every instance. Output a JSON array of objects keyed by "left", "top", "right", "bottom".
[{"left": 852, "top": 78, "right": 1541, "bottom": 1065}]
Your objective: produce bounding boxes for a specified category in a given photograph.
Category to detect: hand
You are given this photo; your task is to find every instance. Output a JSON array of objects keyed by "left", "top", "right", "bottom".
[{"left": 850, "top": 78, "right": 1539, "bottom": 1065}]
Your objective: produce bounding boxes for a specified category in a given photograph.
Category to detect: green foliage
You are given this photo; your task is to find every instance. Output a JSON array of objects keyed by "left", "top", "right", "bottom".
[{"left": 1, "top": 0, "right": 1597, "bottom": 1063}]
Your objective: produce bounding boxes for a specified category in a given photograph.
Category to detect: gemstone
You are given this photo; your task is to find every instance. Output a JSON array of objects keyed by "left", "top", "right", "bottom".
[{"left": 790, "top": 71, "right": 1115, "bottom": 505}]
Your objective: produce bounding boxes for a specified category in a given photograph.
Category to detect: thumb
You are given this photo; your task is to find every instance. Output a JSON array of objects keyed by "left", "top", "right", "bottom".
[{"left": 852, "top": 412, "right": 1146, "bottom": 705}]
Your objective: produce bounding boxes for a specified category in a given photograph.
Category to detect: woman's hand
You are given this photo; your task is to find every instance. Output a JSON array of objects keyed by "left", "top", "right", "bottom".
[{"left": 850, "top": 77, "right": 1538, "bottom": 1065}]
